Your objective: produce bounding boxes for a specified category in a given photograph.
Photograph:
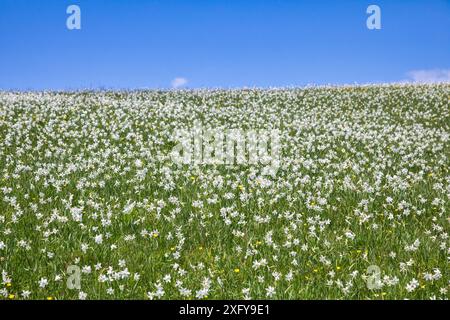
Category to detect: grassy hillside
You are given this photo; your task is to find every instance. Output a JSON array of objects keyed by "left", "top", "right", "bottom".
[{"left": 0, "top": 84, "right": 448, "bottom": 299}]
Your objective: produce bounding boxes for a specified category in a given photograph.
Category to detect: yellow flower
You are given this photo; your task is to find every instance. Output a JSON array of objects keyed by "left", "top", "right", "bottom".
[
  {"left": 47, "top": 296, "right": 54, "bottom": 300},
  {"left": 336, "top": 266, "right": 341, "bottom": 271},
  {"left": 6, "top": 282, "right": 12, "bottom": 287},
  {"left": 255, "top": 241, "right": 262, "bottom": 246},
  {"left": 238, "top": 185, "right": 244, "bottom": 191},
  {"left": 8, "top": 294, "right": 15, "bottom": 299},
  {"left": 313, "top": 269, "right": 319, "bottom": 273},
  {"left": 234, "top": 268, "right": 240, "bottom": 273},
  {"left": 152, "top": 233, "right": 158, "bottom": 238},
  {"left": 199, "top": 246, "right": 203, "bottom": 250}
]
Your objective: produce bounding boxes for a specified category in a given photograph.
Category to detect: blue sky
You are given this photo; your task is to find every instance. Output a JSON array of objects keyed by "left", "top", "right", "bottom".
[{"left": 0, "top": 0, "right": 449, "bottom": 90}]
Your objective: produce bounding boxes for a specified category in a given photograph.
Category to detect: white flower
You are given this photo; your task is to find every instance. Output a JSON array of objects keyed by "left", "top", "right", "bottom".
[
  {"left": 134, "top": 159, "right": 143, "bottom": 168},
  {"left": 94, "top": 234, "right": 103, "bottom": 244},
  {"left": 265, "top": 286, "right": 276, "bottom": 298},
  {"left": 38, "top": 277, "right": 48, "bottom": 288},
  {"left": 70, "top": 207, "right": 83, "bottom": 222},
  {"left": 79, "top": 291, "right": 87, "bottom": 300},
  {"left": 82, "top": 266, "right": 92, "bottom": 274},
  {"left": 123, "top": 201, "right": 136, "bottom": 214},
  {"left": 163, "top": 274, "right": 171, "bottom": 283},
  {"left": 345, "top": 231, "right": 355, "bottom": 240},
  {"left": 405, "top": 278, "right": 419, "bottom": 292}
]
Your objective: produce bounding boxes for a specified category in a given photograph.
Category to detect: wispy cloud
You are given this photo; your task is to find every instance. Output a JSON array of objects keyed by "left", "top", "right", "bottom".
[
  {"left": 171, "top": 77, "right": 188, "bottom": 88},
  {"left": 406, "top": 69, "right": 450, "bottom": 83}
]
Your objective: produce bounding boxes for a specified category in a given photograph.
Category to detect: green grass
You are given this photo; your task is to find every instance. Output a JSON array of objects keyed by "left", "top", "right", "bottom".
[{"left": 0, "top": 84, "right": 448, "bottom": 300}]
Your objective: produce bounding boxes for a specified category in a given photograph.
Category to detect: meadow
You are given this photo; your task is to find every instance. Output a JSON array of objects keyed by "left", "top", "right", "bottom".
[{"left": 0, "top": 84, "right": 448, "bottom": 299}]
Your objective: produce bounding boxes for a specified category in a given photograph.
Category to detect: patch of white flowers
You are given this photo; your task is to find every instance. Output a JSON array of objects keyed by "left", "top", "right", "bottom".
[{"left": 0, "top": 84, "right": 448, "bottom": 300}]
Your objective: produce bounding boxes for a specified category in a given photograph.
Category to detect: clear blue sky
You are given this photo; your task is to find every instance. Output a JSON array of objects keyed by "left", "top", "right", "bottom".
[{"left": 0, "top": 0, "right": 449, "bottom": 90}]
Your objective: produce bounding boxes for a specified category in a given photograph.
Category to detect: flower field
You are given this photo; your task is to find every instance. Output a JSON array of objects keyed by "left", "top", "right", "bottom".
[{"left": 0, "top": 84, "right": 448, "bottom": 299}]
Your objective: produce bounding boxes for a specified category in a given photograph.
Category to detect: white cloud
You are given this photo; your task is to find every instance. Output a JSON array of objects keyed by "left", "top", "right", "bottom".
[
  {"left": 406, "top": 69, "right": 450, "bottom": 83},
  {"left": 171, "top": 77, "right": 188, "bottom": 88}
]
